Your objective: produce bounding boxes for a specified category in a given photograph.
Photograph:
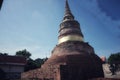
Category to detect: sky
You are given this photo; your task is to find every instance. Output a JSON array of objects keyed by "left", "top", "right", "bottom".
[{"left": 0, "top": 0, "right": 120, "bottom": 59}]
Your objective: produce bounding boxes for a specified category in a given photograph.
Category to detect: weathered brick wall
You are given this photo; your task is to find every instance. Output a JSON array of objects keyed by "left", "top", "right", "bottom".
[
  {"left": 21, "top": 54, "right": 104, "bottom": 80},
  {"left": 21, "top": 41, "right": 106, "bottom": 80},
  {"left": 21, "top": 64, "right": 60, "bottom": 80}
]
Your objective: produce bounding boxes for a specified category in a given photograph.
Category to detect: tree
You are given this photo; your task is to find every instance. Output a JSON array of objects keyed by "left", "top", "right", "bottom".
[
  {"left": 108, "top": 52, "right": 120, "bottom": 64},
  {"left": 24, "top": 58, "right": 48, "bottom": 72},
  {"left": 34, "top": 57, "right": 48, "bottom": 68},
  {"left": 34, "top": 58, "right": 44, "bottom": 68},
  {"left": 108, "top": 52, "right": 120, "bottom": 75},
  {"left": 15, "top": 49, "right": 48, "bottom": 71},
  {"left": 0, "top": 52, "right": 8, "bottom": 56},
  {"left": 24, "top": 58, "right": 37, "bottom": 71},
  {"left": 15, "top": 49, "right": 31, "bottom": 60}
]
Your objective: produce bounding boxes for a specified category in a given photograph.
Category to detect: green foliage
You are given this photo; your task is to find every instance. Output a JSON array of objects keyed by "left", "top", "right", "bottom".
[
  {"left": 108, "top": 52, "right": 120, "bottom": 63},
  {"left": 25, "top": 58, "right": 36, "bottom": 71},
  {"left": 25, "top": 58, "right": 48, "bottom": 71},
  {"left": 15, "top": 49, "right": 31, "bottom": 59},
  {"left": 34, "top": 58, "right": 48, "bottom": 67},
  {"left": 34, "top": 58, "right": 44, "bottom": 68},
  {"left": 0, "top": 52, "right": 8, "bottom": 55},
  {"left": 108, "top": 52, "right": 120, "bottom": 73},
  {"left": 15, "top": 49, "right": 48, "bottom": 71}
]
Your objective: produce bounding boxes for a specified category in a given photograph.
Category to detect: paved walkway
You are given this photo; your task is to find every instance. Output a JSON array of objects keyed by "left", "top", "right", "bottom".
[{"left": 103, "top": 64, "right": 120, "bottom": 79}]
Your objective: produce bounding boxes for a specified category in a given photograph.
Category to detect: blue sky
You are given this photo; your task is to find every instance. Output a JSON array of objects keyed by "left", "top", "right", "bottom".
[{"left": 0, "top": 0, "right": 120, "bottom": 59}]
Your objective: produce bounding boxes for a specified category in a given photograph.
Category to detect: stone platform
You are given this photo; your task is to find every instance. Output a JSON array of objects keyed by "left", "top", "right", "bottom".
[{"left": 21, "top": 41, "right": 104, "bottom": 80}]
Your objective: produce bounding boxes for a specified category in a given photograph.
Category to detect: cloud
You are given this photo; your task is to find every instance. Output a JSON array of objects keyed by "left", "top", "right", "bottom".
[
  {"left": 81, "top": 0, "right": 120, "bottom": 38},
  {"left": 97, "top": 0, "right": 120, "bottom": 20}
]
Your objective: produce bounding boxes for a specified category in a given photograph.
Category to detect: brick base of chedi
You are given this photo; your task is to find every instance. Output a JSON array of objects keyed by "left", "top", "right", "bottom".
[
  {"left": 21, "top": 41, "right": 104, "bottom": 80},
  {"left": 21, "top": 0, "right": 104, "bottom": 80}
]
